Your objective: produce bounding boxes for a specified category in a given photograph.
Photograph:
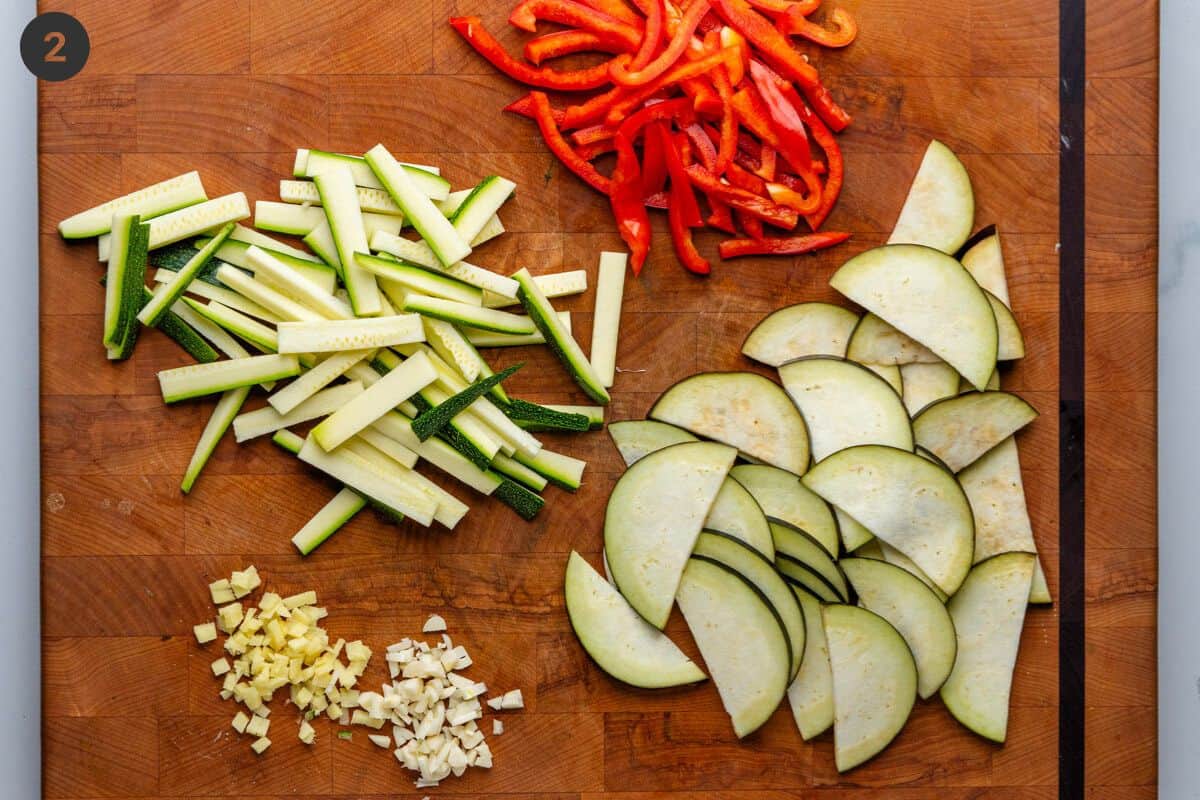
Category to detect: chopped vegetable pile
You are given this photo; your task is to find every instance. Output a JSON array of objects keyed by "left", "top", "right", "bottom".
[
  {"left": 195, "top": 569, "right": 523, "bottom": 786},
  {"left": 570, "top": 140, "right": 1050, "bottom": 771},
  {"left": 449, "top": 0, "right": 857, "bottom": 275},
  {"left": 58, "top": 147, "right": 633, "bottom": 552}
]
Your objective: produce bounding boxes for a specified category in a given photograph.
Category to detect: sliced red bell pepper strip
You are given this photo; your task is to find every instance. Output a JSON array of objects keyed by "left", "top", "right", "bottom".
[
  {"left": 561, "top": 86, "right": 627, "bottom": 129},
  {"left": 576, "top": 139, "right": 618, "bottom": 159},
  {"left": 684, "top": 123, "right": 719, "bottom": 173},
  {"left": 664, "top": 130, "right": 704, "bottom": 227},
  {"left": 752, "top": 60, "right": 844, "bottom": 226},
  {"left": 737, "top": 210, "right": 766, "bottom": 240},
  {"left": 748, "top": 62, "right": 821, "bottom": 212},
  {"left": 604, "top": 49, "right": 734, "bottom": 124},
  {"left": 668, "top": 198, "right": 711, "bottom": 274},
  {"left": 524, "top": 30, "right": 628, "bottom": 65},
  {"left": 697, "top": 9, "right": 723, "bottom": 33},
  {"left": 718, "top": 230, "right": 850, "bottom": 258},
  {"left": 725, "top": 160, "right": 768, "bottom": 195},
  {"left": 684, "top": 164, "right": 798, "bottom": 228},
  {"left": 747, "top": 0, "right": 820, "bottom": 14},
  {"left": 610, "top": 131, "right": 651, "bottom": 273},
  {"left": 610, "top": 98, "right": 696, "bottom": 272},
  {"left": 580, "top": 0, "right": 644, "bottom": 27},
  {"left": 757, "top": 144, "right": 777, "bottom": 180},
  {"left": 628, "top": 0, "right": 666, "bottom": 71},
  {"left": 644, "top": 190, "right": 670, "bottom": 209},
  {"left": 801, "top": 78, "right": 852, "bottom": 132},
  {"left": 509, "top": 0, "right": 644, "bottom": 50},
  {"left": 708, "top": 64, "right": 737, "bottom": 173},
  {"left": 709, "top": 0, "right": 820, "bottom": 88},
  {"left": 611, "top": 0, "right": 710, "bottom": 86},
  {"left": 680, "top": 76, "right": 723, "bottom": 117},
  {"left": 777, "top": 6, "right": 857, "bottom": 48},
  {"left": 450, "top": 17, "right": 616, "bottom": 91},
  {"left": 641, "top": 122, "right": 669, "bottom": 197},
  {"left": 765, "top": 181, "right": 819, "bottom": 215},
  {"left": 571, "top": 124, "right": 616, "bottom": 145},
  {"left": 504, "top": 93, "right": 560, "bottom": 122},
  {"left": 718, "top": 26, "right": 749, "bottom": 84},
  {"left": 730, "top": 87, "right": 780, "bottom": 148},
  {"left": 705, "top": 195, "right": 736, "bottom": 232},
  {"left": 528, "top": 91, "right": 613, "bottom": 194},
  {"left": 621, "top": 96, "right": 698, "bottom": 136}
]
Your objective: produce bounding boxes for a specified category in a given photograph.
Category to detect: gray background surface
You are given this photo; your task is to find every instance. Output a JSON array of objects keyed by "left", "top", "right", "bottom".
[
  {"left": 4, "top": 2, "right": 41, "bottom": 797},
  {"left": 1158, "top": 0, "right": 1193, "bottom": 796}
]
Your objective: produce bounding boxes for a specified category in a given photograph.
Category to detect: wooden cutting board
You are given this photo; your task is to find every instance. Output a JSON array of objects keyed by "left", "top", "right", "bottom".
[{"left": 37, "top": 0, "right": 1157, "bottom": 796}]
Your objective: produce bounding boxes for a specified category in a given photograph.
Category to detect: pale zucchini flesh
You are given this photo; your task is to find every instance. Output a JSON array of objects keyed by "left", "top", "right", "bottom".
[
  {"left": 159, "top": 354, "right": 301, "bottom": 404},
  {"left": 370, "top": 231, "right": 520, "bottom": 298},
  {"left": 450, "top": 174, "right": 516, "bottom": 244},
  {"left": 255, "top": 200, "right": 324, "bottom": 236},
  {"left": 245, "top": 246, "right": 353, "bottom": 321},
  {"left": 276, "top": 315, "right": 424, "bottom": 354},
  {"left": 482, "top": 270, "right": 588, "bottom": 308},
  {"left": 604, "top": 441, "right": 737, "bottom": 628},
  {"left": 675, "top": 557, "right": 791, "bottom": 738},
  {"left": 313, "top": 165, "right": 382, "bottom": 316},
  {"left": 841, "top": 557, "right": 957, "bottom": 699},
  {"left": 940, "top": 552, "right": 1035, "bottom": 743},
  {"left": 268, "top": 349, "right": 372, "bottom": 415},
  {"left": 181, "top": 386, "right": 250, "bottom": 494},
  {"left": 148, "top": 193, "right": 250, "bottom": 250},
  {"left": 185, "top": 299, "right": 279, "bottom": 354},
  {"left": 830, "top": 244, "right": 999, "bottom": 391},
  {"left": 233, "top": 381, "right": 365, "bottom": 442},
  {"left": 279, "top": 178, "right": 404, "bottom": 216},
  {"left": 216, "top": 265, "right": 324, "bottom": 323},
  {"left": 228, "top": 223, "right": 317, "bottom": 261},
  {"left": 292, "top": 487, "right": 366, "bottom": 555},
  {"left": 299, "top": 148, "right": 450, "bottom": 200},
  {"left": 778, "top": 357, "right": 913, "bottom": 462},
  {"left": 158, "top": 268, "right": 282, "bottom": 323},
  {"left": 590, "top": 253, "right": 626, "bottom": 388},
  {"left": 514, "top": 267, "right": 611, "bottom": 404},
  {"left": 365, "top": 144, "right": 470, "bottom": 267},
  {"left": 650, "top": 372, "right": 810, "bottom": 475},
  {"left": 564, "top": 552, "right": 706, "bottom": 689},
  {"left": 823, "top": 604, "right": 918, "bottom": 772},
  {"left": 802, "top": 444, "right": 975, "bottom": 596},
  {"left": 312, "top": 350, "right": 438, "bottom": 451},
  {"left": 887, "top": 139, "right": 975, "bottom": 255},
  {"left": 59, "top": 171, "right": 206, "bottom": 239},
  {"left": 729, "top": 464, "right": 839, "bottom": 558},
  {"left": 742, "top": 302, "right": 860, "bottom": 367},
  {"left": 297, "top": 435, "right": 438, "bottom": 527},
  {"left": 354, "top": 253, "right": 483, "bottom": 306},
  {"left": 201, "top": 237, "right": 337, "bottom": 294},
  {"left": 403, "top": 294, "right": 535, "bottom": 335}
]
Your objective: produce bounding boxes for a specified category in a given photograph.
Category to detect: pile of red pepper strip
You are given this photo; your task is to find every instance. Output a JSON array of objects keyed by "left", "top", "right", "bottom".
[{"left": 449, "top": 0, "right": 855, "bottom": 275}]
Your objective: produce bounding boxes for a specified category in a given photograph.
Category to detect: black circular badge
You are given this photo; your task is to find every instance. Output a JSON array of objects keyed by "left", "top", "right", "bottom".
[{"left": 20, "top": 12, "right": 89, "bottom": 81}]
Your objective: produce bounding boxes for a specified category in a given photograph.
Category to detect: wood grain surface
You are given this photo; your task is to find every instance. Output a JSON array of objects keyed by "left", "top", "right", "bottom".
[{"left": 37, "top": 0, "right": 1158, "bottom": 796}]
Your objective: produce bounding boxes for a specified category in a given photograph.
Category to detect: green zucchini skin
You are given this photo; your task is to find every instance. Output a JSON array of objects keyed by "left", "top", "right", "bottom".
[
  {"left": 493, "top": 478, "right": 545, "bottom": 520},
  {"left": 506, "top": 399, "right": 591, "bottom": 433}
]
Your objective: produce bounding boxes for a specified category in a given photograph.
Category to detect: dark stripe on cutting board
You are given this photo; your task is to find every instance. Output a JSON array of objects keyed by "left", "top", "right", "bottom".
[{"left": 1058, "top": 0, "right": 1086, "bottom": 797}]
